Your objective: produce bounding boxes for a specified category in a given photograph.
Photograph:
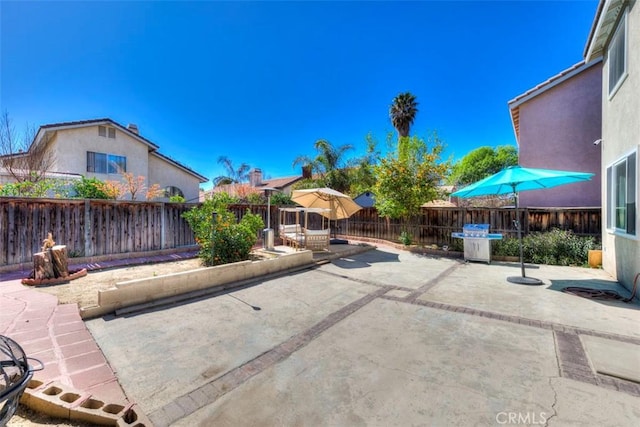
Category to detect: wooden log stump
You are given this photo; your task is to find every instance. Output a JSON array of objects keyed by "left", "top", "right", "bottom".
[
  {"left": 33, "top": 251, "right": 55, "bottom": 280},
  {"left": 51, "top": 245, "right": 69, "bottom": 279}
]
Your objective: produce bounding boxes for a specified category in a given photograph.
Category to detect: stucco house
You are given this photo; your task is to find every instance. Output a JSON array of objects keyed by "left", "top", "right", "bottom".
[
  {"left": 585, "top": 0, "right": 639, "bottom": 292},
  {"left": 201, "top": 167, "right": 310, "bottom": 201},
  {"left": 508, "top": 60, "right": 603, "bottom": 208},
  {"left": 2, "top": 118, "right": 207, "bottom": 202}
]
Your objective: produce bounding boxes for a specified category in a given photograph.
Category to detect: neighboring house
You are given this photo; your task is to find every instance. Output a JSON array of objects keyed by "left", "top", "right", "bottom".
[
  {"left": 508, "top": 59, "right": 603, "bottom": 208},
  {"left": 354, "top": 191, "right": 375, "bottom": 208},
  {"left": 585, "top": 0, "right": 639, "bottom": 292},
  {"left": 201, "top": 167, "right": 310, "bottom": 200},
  {"left": 2, "top": 118, "right": 207, "bottom": 202}
]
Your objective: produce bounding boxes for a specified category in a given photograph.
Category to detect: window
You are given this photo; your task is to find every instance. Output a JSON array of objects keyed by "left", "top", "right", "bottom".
[
  {"left": 607, "top": 149, "right": 637, "bottom": 236},
  {"left": 164, "top": 186, "right": 184, "bottom": 198},
  {"left": 98, "top": 125, "right": 116, "bottom": 139},
  {"left": 87, "top": 151, "right": 127, "bottom": 174},
  {"left": 608, "top": 10, "right": 627, "bottom": 95}
]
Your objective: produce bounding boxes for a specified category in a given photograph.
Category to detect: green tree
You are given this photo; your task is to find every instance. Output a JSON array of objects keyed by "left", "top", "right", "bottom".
[
  {"left": 292, "top": 139, "right": 353, "bottom": 193},
  {"left": 374, "top": 132, "right": 449, "bottom": 237},
  {"left": 448, "top": 145, "right": 518, "bottom": 186},
  {"left": 270, "top": 191, "right": 293, "bottom": 205},
  {"left": 389, "top": 92, "right": 419, "bottom": 139},
  {"left": 212, "top": 156, "right": 251, "bottom": 187},
  {"left": 347, "top": 133, "right": 380, "bottom": 196}
]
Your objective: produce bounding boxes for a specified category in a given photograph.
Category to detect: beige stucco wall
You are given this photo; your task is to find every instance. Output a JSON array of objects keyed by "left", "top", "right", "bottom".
[
  {"left": 29, "top": 123, "right": 205, "bottom": 202},
  {"left": 49, "top": 125, "right": 150, "bottom": 180},
  {"left": 148, "top": 153, "right": 202, "bottom": 203},
  {"left": 601, "top": 1, "right": 640, "bottom": 291}
]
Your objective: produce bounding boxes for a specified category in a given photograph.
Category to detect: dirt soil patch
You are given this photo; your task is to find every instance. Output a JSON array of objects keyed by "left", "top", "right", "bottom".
[
  {"left": 33, "top": 258, "right": 204, "bottom": 308},
  {"left": 33, "top": 253, "right": 272, "bottom": 309}
]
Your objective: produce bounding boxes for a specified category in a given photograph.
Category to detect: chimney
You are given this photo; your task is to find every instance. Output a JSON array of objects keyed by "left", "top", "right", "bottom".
[
  {"left": 249, "top": 168, "right": 263, "bottom": 187},
  {"left": 302, "top": 165, "right": 312, "bottom": 179},
  {"left": 127, "top": 123, "right": 139, "bottom": 135}
]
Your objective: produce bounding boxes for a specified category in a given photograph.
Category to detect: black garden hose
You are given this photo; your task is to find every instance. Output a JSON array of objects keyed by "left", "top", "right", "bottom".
[{"left": 562, "top": 272, "right": 640, "bottom": 302}]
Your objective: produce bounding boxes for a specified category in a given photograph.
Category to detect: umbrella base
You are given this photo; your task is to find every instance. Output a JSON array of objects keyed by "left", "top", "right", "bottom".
[
  {"left": 507, "top": 276, "right": 544, "bottom": 286},
  {"left": 330, "top": 238, "right": 349, "bottom": 245}
]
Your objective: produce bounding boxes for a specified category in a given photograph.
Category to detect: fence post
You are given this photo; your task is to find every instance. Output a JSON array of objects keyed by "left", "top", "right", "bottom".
[
  {"left": 84, "top": 199, "right": 92, "bottom": 257},
  {"left": 161, "top": 202, "right": 166, "bottom": 249}
]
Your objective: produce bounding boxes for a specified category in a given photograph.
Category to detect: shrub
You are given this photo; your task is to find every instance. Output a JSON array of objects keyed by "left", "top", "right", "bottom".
[
  {"left": 399, "top": 230, "right": 413, "bottom": 246},
  {"left": 169, "top": 195, "right": 186, "bottom": 203},
  {"left": 73, "top": 177, "right": 112, "bottom": 199},
  {"left": 245, "top": 192, "right": 265, "bottom": 205},
  {"left": 0, "top": 179, "right": 54, "bottom": 197},
  {"left": 270, "top": 192, "right": 294, "bottom": 205},
  {"left": 183, "top": 198, "right": 264, "bottom": 266},
  {"left": 493, "top": 228, "right": 598, "bottom": 266}
]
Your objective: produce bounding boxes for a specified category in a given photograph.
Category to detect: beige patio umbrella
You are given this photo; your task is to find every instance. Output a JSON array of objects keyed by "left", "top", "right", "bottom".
[
  {"left": 291, "top": 188, "right": 362, "bottom": 238},
  {"left": 291, "top": 188, "right": 362, "bottom": 220}
]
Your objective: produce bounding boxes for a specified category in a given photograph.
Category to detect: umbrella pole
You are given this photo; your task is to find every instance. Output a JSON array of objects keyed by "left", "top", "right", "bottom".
[
  {"left": 507, "top": 186, "right": 543, "bottom": 285},
  {"left": 516, "top": 192, "right": 526, "bottom": 278}
]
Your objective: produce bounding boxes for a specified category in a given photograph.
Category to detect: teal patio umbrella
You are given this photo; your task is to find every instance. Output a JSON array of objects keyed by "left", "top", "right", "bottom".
[{"left": 451, "top": 166, "right": 594, "bottom": 285}]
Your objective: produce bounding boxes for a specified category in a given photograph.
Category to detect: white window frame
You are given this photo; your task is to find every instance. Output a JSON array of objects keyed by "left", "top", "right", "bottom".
[
  {"left": 606, "top": 146, "right": 638, "bottom": 239},
  {"left": 608, "top": 9, "right": 628, "bottom": 99},
  {"left": 87, "top": 151, "right": 127, "bottom": 174}
]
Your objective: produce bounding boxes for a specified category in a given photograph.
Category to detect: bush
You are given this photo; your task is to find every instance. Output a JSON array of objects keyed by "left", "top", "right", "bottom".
[
  {"left": 169, "top": 195, "right": 186, "bottom": 203},
  {"left": 73, "top": 177, "right": 112, "bottom": 199},
  {"left": 399, "top": 230, "right": 413, "bottom": 246},
  {"left": 183, "top": 198, "right": 264, "bottom": 266},
  {"left": 270, "top": 192, "right": 294, "bottom": 205},
  {"left": 493, "top": 228, "right": 598, "bottom": 266}
]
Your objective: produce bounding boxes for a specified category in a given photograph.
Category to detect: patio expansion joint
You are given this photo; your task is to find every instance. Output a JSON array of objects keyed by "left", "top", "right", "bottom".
[
  {"left": 315, "top": 269, "right": 402, "bottom": 291},
  {"left": 388, "top": 296, "right": 640, "bottom": 345},
  {"left": 147, "top": 285, "right": 393, "bottom": 426},
  {"left": 405, "top": 262, "right": 463, "bottom": 302}
]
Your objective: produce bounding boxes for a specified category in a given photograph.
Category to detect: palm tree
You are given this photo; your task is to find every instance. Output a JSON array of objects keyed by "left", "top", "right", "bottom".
[
  {"left": 389, "top": 92, "right": 419, "bottom": 139},
  {"left": 292, "top": 139, "right": 353, "bottom": 193},
  {"left": 212, "top": 156, "right": 250, "bottom": 187}
]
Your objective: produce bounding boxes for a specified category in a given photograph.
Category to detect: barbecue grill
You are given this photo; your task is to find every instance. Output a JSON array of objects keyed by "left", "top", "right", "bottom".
[
  {"left": 1, "top": 335, "right": 42, "bottom": 424},
  {"left": 451, "top": 224, "right": 503, "bottom": 264}
]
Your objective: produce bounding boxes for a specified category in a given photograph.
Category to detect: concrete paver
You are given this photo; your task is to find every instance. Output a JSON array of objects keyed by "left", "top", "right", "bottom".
[
  {"left": 581, "top": 335, "right": 640, "bottom": 382},
  {"left": 418, "top": 260, "right": 640, "bottom": 339},
  {"left": 86, "top": 269, "right": 380, "bottom": 414},
  {"left": 85, "top": 245, "right": 640, "bottom": 426},
  {"left": 3, "top": 243, "right": 640, "bottom": 425}
]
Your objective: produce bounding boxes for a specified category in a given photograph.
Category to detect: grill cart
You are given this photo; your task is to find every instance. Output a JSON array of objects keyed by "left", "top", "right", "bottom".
[{"left": 451, "top": 224, "right": 503, "bottom": 264}]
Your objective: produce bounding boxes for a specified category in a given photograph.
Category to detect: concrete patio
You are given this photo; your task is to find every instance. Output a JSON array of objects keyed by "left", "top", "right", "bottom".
[{"left": 83, "top": 244, "right": 640, "bottom": 426}]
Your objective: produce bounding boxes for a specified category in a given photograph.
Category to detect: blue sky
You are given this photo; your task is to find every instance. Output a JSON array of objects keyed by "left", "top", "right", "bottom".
[{"left": 1, "top": 1, "right": 598, "bottom": 189}]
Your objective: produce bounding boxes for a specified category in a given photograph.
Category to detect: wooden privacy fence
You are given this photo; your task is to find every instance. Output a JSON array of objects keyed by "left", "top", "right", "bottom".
[
  {"left": 227, "top": 205, "right": 601, "bottom": 246},
  {"left": 0, "top": 198, "right": 197, "bottom": 267},
  {"left": 1, "top": 199, "right": 601, "bottom": 267},
  {"left": 339, "top": 207, "right": 601, "bottom": 246}
]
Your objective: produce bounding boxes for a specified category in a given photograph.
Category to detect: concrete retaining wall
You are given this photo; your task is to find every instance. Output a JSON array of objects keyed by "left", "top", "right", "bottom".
[{"left": 80, "top": 250, "right": 313, "bottom": 319}]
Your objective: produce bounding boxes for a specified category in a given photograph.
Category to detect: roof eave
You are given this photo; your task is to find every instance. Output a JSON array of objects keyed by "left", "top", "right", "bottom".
[
  {"left": 584, "top": 0, "right": 627, "bottom": 61},
  {"left": 34, "top": 118, "right": 160, "bottom": 152},
  {"left": 150, "top": 151, "right": 208, "bottom": 183}
]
